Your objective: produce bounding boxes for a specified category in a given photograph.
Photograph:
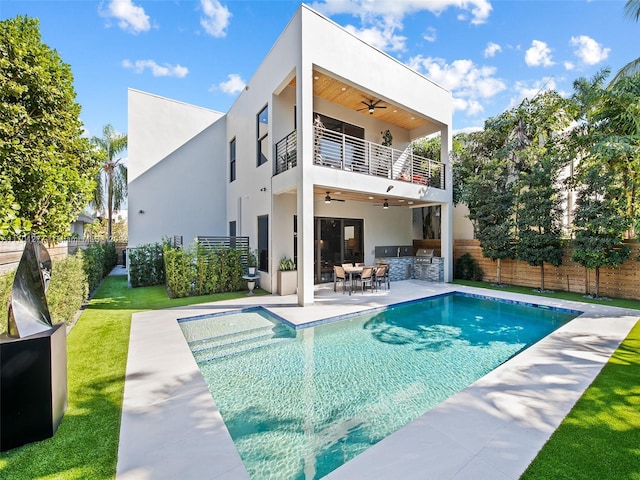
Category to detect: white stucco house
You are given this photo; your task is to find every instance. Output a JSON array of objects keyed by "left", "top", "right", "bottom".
[{"left": 128, "top": 4, "right": 453, "bottom": 306}]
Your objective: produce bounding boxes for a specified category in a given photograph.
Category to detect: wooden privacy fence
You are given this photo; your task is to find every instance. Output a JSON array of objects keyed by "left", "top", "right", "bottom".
[
  {"left": 453, "top": 239, "right": 640, "bottom": 300},
  {"left": 0, "top": 240, "right": 128, "bottom": 276}
]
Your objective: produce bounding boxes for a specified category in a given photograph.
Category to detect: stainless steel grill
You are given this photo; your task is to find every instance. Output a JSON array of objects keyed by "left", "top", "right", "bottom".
[{"left": 414, "top": 249, "right": 434, "bottom": 263}]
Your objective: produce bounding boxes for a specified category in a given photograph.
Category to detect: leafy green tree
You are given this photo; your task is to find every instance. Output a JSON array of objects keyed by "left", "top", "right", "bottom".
[
  {"left": 85, "top": 215, "right": 128, "bottom": 242},
  {"left": 571, "top": 163, "right": 631, "bottom": 297},
  {"left": 510, "top": 92, "right": 573, "bottom": 291},
  {"left": 468, "top": 157, "right": 516, "bottom": 285},
  {"left": 0, "top": 16, "right": 96, "bottom": 238},
  {"left": 572, "top": 70, "right": 640, "bottom": 237},
  {"left": 516, "top": 153, "right": 565, "bottom": 291},
  {"left": 90, "top": 124, "right": 128, "bottom": 241},
  {"left": 0, "top": 175, "right": 30, "bottom": 237}
]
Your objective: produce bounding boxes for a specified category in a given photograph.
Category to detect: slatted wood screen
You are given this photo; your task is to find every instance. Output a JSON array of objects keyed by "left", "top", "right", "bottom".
[
  {"left": 196, "top": 236, "right": 250, "bottom": 265},
  {"left": 453, "top": 239, "right": 640, "bottom": 300}
]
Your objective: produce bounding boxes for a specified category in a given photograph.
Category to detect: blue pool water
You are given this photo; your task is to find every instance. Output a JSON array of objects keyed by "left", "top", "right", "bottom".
[{"left": 179, "top": 293, "right": 579, "bottom": 480}]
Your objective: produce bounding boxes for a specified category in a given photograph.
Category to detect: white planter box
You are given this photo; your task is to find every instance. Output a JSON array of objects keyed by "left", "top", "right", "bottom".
[{"left": 277, "top": 270, "right": 297, "bottom": 296}]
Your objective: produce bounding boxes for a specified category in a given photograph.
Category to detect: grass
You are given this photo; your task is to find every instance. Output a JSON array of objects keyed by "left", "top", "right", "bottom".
[
  {"left": 521, "top": 320, "right": 640, "bottom": 480},
  {"left": 0, "top": 276, "right": 267, "bottom": 480},
  {"left": 453, "top": 279, "right": 640, "bottom": 310},
  {"left": 455, "top": 280, "right": 640, "bottom": 479},
  {"left": 0, "top": 276, "right": 637, "bottom": 479}
]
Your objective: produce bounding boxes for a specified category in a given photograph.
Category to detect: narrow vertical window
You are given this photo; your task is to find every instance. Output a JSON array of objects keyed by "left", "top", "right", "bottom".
[
  {"left": 229, "top": 137, "right": 236, "bottom": 182},
  {"left": 257, "top": 215, "right": 269, "bottom": 272},
  {"left": 257, "top": 105, "right": 269, "bottom": 166},
  {"left": 229, "top": 221, "right": 236, "bottom": 237}
]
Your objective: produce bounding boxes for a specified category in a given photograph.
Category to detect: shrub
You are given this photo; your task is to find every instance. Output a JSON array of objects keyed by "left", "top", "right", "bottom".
[
  {"left": 82, "top": 241, "right": 117, "bottom": 293},
  {"left": 129, "top": 243, "right": 165, "bottom": 287},
  {"left": 47, "top": 252, "right": 88, "bottom": 325},
  {"left": 163, "top": 243, "right": 247, "bottom": 298},
  {"left": 0, "top": 252, "right": 88, "bottom": 335},
  {"left": 163, "top": 245, "right": 194, "bottom": 298},
  {"left": 454, "top": 253, "right": 484, "bottom": 281},
  {"left": 0, "top": 270, "right": 15, "bottom": 336}
]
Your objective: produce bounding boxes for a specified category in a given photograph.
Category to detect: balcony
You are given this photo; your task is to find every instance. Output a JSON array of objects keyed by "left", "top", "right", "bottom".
[{"left": 275, "top": 127, "right": 444, "bottom": 189}]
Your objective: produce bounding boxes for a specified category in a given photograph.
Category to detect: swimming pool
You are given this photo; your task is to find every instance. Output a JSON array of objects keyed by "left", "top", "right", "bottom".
[{"left": 179, "top": 293, "right": 580, "bottom": 479}]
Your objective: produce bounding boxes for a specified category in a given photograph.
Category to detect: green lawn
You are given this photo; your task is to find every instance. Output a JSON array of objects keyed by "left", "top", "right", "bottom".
[
  {"left": 0, "top": 276, "right": 267, "bottom": 480},
  {"left": 0, "top": 277, "right": 637, "bottom": 479},
  {"left": 521, "top": 320, "right": 640, "bottom": 480}
]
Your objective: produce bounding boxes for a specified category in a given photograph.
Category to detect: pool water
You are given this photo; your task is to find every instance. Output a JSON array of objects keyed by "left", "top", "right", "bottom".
[{"left": 179, "top": 293, "right": 579, "bottom": 480}]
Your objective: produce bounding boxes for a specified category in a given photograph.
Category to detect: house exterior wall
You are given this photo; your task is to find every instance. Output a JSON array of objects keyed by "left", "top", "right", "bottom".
[
  {"left": 128, "top": 89, "right": 227, "bottom": 246},
  {"left": 128, "top": 5, "right": 453, "bottom": 304}
]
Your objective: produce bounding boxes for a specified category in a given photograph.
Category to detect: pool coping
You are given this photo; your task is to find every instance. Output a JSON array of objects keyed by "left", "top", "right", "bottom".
[{"left": 115, "top": 281, "right": 640, "bottom": 480}]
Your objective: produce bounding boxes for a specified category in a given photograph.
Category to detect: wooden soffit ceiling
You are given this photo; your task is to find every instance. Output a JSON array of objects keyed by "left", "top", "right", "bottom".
[
  {"left": 314, "top": 186, "right": 432, "bottom": 208},
  {"left": 289, "top": 70, "right": 431, "bottom": 131}
]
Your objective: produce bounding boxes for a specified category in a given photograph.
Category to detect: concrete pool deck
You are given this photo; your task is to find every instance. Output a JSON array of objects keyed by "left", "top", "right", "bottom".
[{"left": 115, "top": 281, "right": 639, "bottom": 480}]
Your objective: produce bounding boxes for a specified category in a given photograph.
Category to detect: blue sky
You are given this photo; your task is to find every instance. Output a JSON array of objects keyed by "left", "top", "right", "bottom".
[{"left": 2, "top": 0, "right": 638, "bottom": 138}]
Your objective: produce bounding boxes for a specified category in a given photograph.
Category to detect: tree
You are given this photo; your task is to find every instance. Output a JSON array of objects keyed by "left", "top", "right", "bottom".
[
  {"left": 0, "top": 16, "right": 97, "bottom": 239},
  {"left": 572, "top": 70, "right": 640, "bottom": 237},
  {"left": 0, "top": 175, "right": 30, "bottom": 238},
  {"left": 611, "top": 0, "right": 640, "bottom": 83},
  {"left": 90, "top": 124, "right": 128, "bottom": 241},
  {"left": 85, "top": 215, "right": 128, "bottom": 242},
  {"left": 510, "top": 92, "right": 572, "bottom": 291},
  {"left": 516, "top": 154, "right": 565, "bottom": 291},
  {"left": 571, "top": 163, "right": 631, "bottom": 297}
]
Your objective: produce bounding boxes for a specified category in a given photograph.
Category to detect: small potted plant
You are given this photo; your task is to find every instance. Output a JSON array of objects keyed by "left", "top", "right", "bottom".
[
  {"left": 247, "top": 249, "right": 258, "bottom": 275},
  {"left": 277, "top": 256, "right": 297, "bottom": 295}
]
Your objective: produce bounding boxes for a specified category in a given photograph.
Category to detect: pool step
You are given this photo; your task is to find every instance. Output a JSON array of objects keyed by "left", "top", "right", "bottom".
[{"left": 191, "top": 325, "right": 296, "bottom": 364}]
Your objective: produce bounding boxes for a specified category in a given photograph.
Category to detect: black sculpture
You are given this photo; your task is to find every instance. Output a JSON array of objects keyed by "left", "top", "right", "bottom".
[{"left": 0, "top": 235, "right": 67, "bottom": 451}]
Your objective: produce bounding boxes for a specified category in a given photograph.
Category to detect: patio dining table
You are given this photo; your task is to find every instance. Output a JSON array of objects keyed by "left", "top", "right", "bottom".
[{"left": 342, "top": 265, "right": 375, "bottom": 295}]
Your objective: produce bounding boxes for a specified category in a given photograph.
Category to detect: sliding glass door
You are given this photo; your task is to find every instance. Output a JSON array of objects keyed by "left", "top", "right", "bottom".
[{"left": 315, "top": 217, "right": 364, "bottom": 283}]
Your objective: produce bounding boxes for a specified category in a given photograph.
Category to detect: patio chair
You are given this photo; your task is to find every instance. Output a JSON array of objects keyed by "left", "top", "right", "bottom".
[
  {"left": 359, "top": 266, "right": 374, "bottom": 293},
  {"left": 375, "top": 264, "right": 390, "bottom": 290},
  {"left": 334, "top": 265, "right": 348, "bottom": 294}
]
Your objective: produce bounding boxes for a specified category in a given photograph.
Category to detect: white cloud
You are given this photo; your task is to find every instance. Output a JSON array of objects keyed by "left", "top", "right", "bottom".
[
  {"left": 484, "top": 41, "right": 502, "bottom": 58},
  {"left": 344, "top": 22, "right": 406, "bottom": 52},
  {"left": 423, "top": 27, "right": 437, "bottom": 43},
  {"left": 408, "top": 55, "right": 506, "bottom": 116},
  {"left": 200, "top": 0, "right": 231, "bottom": 38},
  {"left": 215, "top": 73, "right": 246, "bottom": 94},
  {"left": 309, "top": 0, "right": 491, "bottom": 54},
  {"left": 511, "top": 77, "right": 557, "bottom": 106},
  {"left": 311, "top": 0, "right": 492, "bottom": 25},
  {"left": 525, "top": 40, "right": 554, "bottom": 67},
  {"left": 570, "top": 35, "right": 610, "bottom": 65},
  {"left": 101, "top": 0, "right": 150, "bottom": 34},
  {"left": 564, "top": 61, "right": 575, "bottom": 71},
  {"left": 122, "top": 59, "right": 188, "bottom": 78}
]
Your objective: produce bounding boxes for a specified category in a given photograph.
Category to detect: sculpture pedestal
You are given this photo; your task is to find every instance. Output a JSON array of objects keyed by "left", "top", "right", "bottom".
[
  {"left": 0, "top": 323, "right": 68, "bottom": 451},
  {"left": 242, "top": 275, "right": 260, "bottom": 296}
]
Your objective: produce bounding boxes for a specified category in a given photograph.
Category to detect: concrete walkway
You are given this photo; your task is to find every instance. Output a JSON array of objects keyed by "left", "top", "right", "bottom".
[{"left": 116, "top": 281, "right": 639, "bottom": 480}]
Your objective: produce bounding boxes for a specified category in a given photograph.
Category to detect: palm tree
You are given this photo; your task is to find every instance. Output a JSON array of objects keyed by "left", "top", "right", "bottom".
[
  {"left": 91, "top": 124, "right": 127, "bottom": 240},
  {"left": 611, "top": 0, "right": 640, "bottom": 83}
]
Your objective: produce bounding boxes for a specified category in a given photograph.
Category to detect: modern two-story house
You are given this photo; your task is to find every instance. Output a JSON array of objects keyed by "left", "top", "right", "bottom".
[{"left": 128, "top": 4, "right": 453, "bottom": 306}]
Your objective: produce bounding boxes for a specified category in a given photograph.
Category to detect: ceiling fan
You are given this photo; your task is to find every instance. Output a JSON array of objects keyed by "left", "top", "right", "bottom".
[
  {"left": 324, "top": 192, "right": 345, "bottom": 203},
  {"left": 357, "top": 98, "right": 387, "bottom": 115}
]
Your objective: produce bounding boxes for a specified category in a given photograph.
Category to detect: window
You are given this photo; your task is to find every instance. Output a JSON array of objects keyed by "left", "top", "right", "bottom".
[
  {"left": 229, "top": 137, "right": 236, "bottom": 182},
  {"left": 229, "top": 221, "right": 236, "bottom": 237},
  {"left": 257, "top": 215, "right": 269, "bottom": 272},
  {"left": 257, "top": 105, "right": 269, "bottom": 166}
]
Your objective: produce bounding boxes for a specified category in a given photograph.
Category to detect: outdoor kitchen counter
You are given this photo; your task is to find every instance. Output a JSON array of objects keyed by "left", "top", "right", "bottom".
[
  {"left": 375, "top": 256, "right": 414, "bottom": 281},
  {"left": 375, "top": 256, "right": 444, "bottom": 282}
]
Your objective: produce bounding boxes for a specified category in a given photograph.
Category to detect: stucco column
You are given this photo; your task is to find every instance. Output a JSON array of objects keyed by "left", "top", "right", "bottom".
[
  {"left": 296, "top": 58, "right": 315, "bottom": 306},
  {"left": 441, "top": 125, "right": 454, "bottom": 282}
]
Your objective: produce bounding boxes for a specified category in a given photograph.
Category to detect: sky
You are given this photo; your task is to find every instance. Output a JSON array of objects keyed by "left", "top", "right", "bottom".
[{"left": 1, "top": 0, "right": 638, "bottom": 139}]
